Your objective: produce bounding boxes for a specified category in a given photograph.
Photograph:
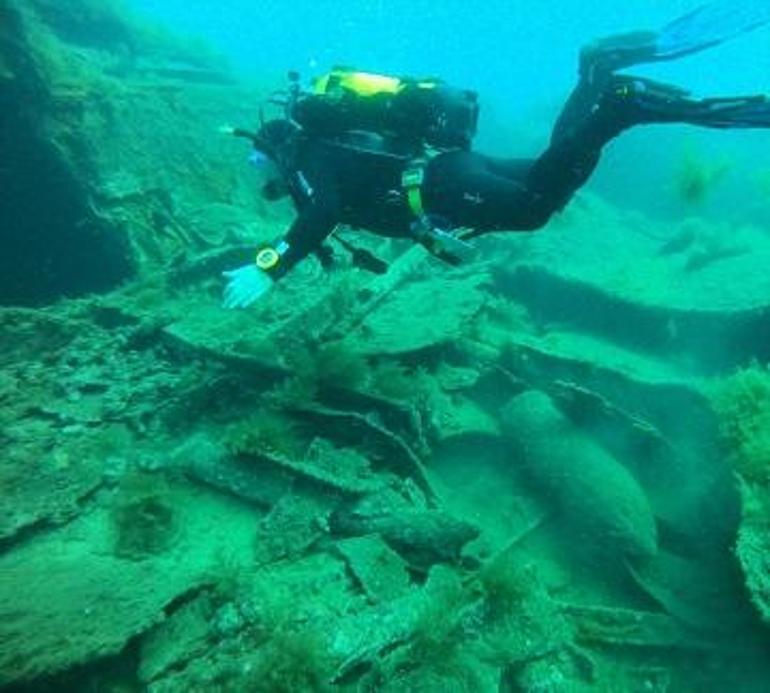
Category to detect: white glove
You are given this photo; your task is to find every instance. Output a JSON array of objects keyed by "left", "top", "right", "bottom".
[{"left": 222, "top": 264, "right": 274, "bottom": 309}]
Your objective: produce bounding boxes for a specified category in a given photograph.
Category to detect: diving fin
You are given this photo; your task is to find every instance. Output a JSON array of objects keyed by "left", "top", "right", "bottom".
[
  {"left": 655, "top": 1, "right": 770, "bottom": 61},
  {"left": 605, "top": 74, "right": 770, "bottom": 131},
  {"left": 582, "top": 1, "right": 770, "bottom": 78},
  {"left": 674, "top": 93, "right": 770, "bottom": 129}
]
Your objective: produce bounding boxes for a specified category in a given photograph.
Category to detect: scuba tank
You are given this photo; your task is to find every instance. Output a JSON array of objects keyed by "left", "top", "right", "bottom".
[{"left": 284, "top": 67, "right": 480, "bottom": 150}]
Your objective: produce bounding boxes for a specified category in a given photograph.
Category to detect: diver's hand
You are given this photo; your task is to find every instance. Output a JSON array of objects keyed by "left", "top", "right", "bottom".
[{"left": 222, "top": 264, "right": 274, "bottom": 309}]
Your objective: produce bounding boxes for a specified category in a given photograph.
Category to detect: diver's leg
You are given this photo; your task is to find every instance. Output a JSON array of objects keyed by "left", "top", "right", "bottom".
[
  {"left": 554, "top": 1, "right": 770, "bottom": 144},
  {"left": 434, "top": 74, "right": 770, "bottom": 235},
  {"left": 604, "top": 76, "right": 770, "bottom": 131},
  {"left": 529, "top": 76, "right": 770, "bottom": 214},
  {"left": 519, "top": 136, "right": 601, "bottom": 217},
  {"left": 425, "top": 151, "right": 554, "bottom": 234},
  {"left": 484, "top": 157, "right": 535, "bottom": 180}
]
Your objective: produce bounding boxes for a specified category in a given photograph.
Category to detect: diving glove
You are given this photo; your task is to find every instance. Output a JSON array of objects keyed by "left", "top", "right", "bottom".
[{"left": 222, "top": 264, "right": 274, "bottom": 309}]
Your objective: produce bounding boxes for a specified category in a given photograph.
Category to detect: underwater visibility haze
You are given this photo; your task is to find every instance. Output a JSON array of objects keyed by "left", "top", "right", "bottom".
[{"left": 2, "top": 0, "right": 770, "bottom": 690}]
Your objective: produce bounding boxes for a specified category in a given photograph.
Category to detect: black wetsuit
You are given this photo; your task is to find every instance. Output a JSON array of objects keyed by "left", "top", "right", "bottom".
[
  {"left": 275, "top": 135, "right": 415, "bottom": 272},
  {"left": 265, "top": 64, "right": 770, "bottom": 276},
  {"left": 271, "top": 116, "right": 605, "bottom": 273}
]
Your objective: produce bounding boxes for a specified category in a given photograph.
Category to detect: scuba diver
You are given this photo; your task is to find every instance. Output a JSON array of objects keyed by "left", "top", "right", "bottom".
[{"left": 223, "top": 1, "right": 770, "bottom": 309}]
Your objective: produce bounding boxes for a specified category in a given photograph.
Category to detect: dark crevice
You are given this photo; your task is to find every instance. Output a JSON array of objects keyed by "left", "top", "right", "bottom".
[
  {"left": 499, "top": 264, "right": 770, "bottom": 374},
  {"left": 0, "top": 106, "right": 134, "bottom": 305},
  {"left": 0, "top": 638, "right": 142, "bottom": 693},
  {"left": 0, "top": 18, "right": 134, "bottom": 306}
]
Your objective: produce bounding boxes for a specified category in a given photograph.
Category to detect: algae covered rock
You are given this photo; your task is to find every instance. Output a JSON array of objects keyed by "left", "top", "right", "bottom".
[
  {"left": 351, "top": 272, "right": 489, "bottom": 355},
  {"left": 330, "top": 490, "right": 480, "bottom": 568},
  {"left": 499, "top": 390, "right": 657, "bottom": 562},
  {"left": 0, "top": 482, "right": 256, "bottom": 685},
  {"left": 713, "top": 365, "right": 770, "bottom": 627},
  {"left": 335, "top": 535, "right": 412, "bottom": 603},
  {"left": 735, "top": 482, "right": 770, "bottom": 625},
  {"left": 1, "top": 0, "right": 263, "bottom": 304},
  {"left": 139, "top": 592, "right": 215, "bottom": 684},
  {"left": 428, "top": 390, "right": 501, "bottom": 442},
  {"left": 712, "top": 362, "right": 770, "bottom": 485}
]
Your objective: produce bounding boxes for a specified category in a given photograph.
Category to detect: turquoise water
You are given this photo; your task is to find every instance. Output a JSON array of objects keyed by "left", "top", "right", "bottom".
[{"left": 3, "top": 1, "right": 770, "bottom": 691}]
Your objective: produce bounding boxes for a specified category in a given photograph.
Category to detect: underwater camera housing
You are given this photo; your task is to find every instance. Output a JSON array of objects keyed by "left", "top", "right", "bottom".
[{"left": 270, "top": 68, "right": 479, "bottom": 150}]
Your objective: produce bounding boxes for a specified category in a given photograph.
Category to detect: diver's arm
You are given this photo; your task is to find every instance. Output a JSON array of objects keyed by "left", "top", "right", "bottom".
[
  {"left": 258, "top": 151, "right": 341, "bottom": 278},
  {"left": 222, "top": 165, "right": 339, "bottom": 309},
  {"left": 268, "top": 199, "right": 339, "bottom": 278}
]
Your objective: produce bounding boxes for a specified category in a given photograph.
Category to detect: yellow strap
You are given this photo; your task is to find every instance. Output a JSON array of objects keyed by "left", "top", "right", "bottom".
[
  {"left": 402, "top": 159, "right": 427, "bottom": 218},
  {"left": 406, "top": 186, "right": 424, "bottom": 217}
]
